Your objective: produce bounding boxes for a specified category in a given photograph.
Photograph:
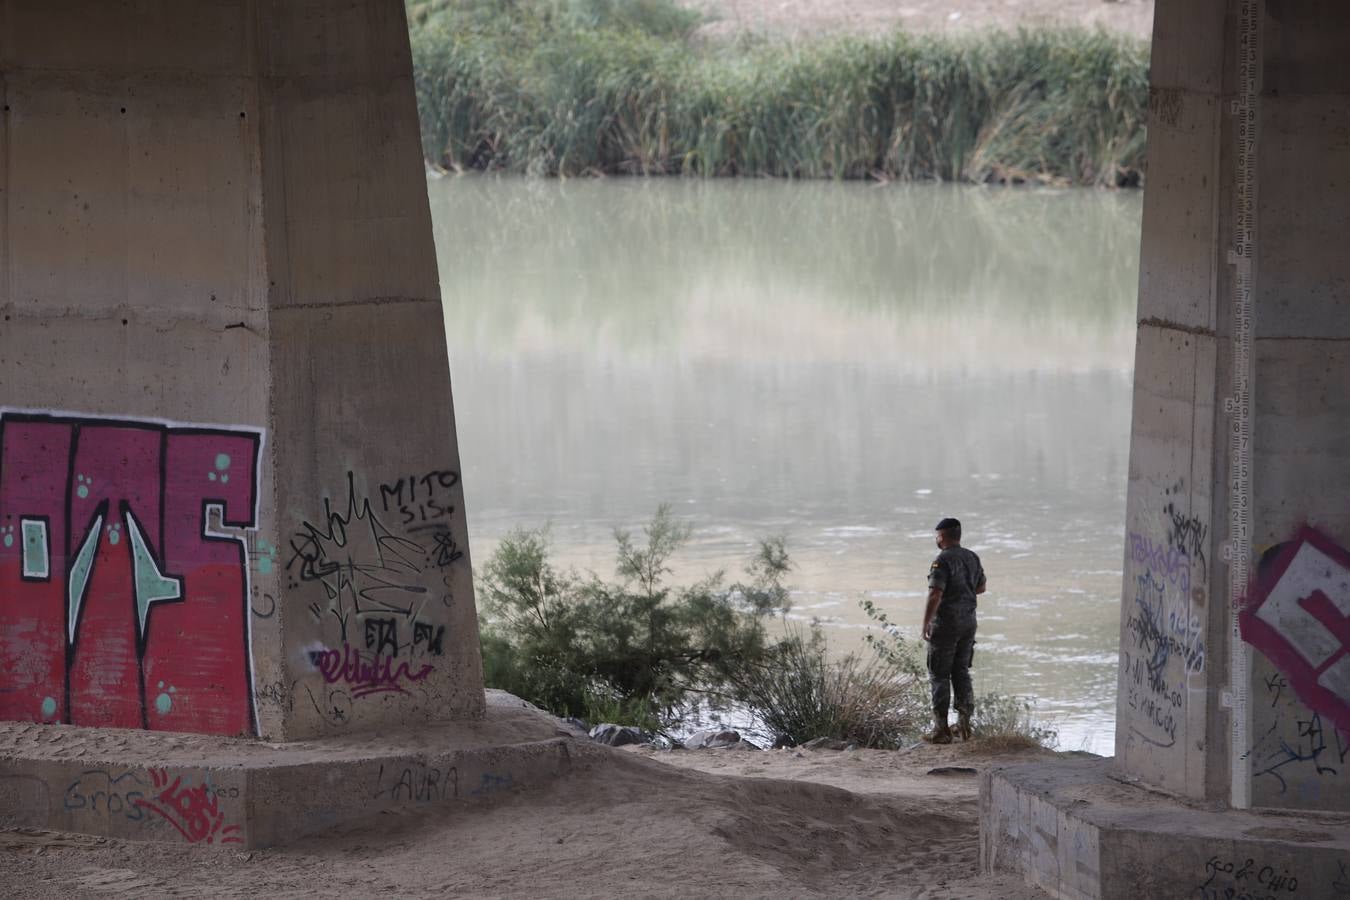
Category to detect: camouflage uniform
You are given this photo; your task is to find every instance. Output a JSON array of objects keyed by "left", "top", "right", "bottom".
[{"left": 927, "top": 545, "right": 984, "bottom": 719}]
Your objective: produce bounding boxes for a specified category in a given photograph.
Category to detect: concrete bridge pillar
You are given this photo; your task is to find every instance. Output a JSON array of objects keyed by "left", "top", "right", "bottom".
[
  {"left": 984, "top": 2, "right": 1350, "bottom": 895},
  {"left": 0, "top": 0, "right": 484, "bottom": 744},
  {"left": 0, "top": 2, "right": 568, "bottom": 851},
  {"left": 1117, "top": 0, "right": 1350, "bottom": 814}
]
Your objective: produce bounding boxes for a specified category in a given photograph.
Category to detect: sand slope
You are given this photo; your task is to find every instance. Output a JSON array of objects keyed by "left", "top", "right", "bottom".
[{"left": 0, "top": 735, "right": 1060, "bottom": 898}]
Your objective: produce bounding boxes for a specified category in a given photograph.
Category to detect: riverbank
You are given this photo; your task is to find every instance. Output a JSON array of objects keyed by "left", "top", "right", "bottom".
[
  {"left": 409, "top": 1, "right": 1149, "bottom": 185},
  {"left": 0, "top": 705, "right": 1066, "bottom": 898}
]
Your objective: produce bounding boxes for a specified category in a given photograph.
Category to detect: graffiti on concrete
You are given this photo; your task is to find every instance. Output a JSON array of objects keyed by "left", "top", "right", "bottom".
[
  {"left": 468, "top": 771, "right": 514, "bottom": 797},
  {"left": 63, "top": 769, "right": 149, "bottom": 822},
  {"left": 288, "top": 471, "right": 427, "bottom": 627},
  {"left": 373, "top": 762, "right": 456, "bottom": 804},
  {"left": 413, "top": 621, "right": 446, "bottom": 656},
  {"left": 308, "top": 643, "right": 435, "bottom": 699},
  {"left": 303, "top": 682, "right": 354, "bottom": 728},
  {"left": 289, "top": 469, "right": 464, "bottom": 721},
  {"left": 377, "top": 470, "right": 460, "bottom": 530},
  {"left": 1123, "top": 572, "right": 1182, "bottom": 748},
  {"left": 1122, "top": 491, "right": 1208, "bottom": 752},
  {"left": 1193, "top": 854, "right": 1300, "bottom": 899},
  {"left": 133, "top": 768, "right": 242, "bottom": 845},
  {"left": 1240, "top": 526, "right": 1350, "bottom": 738},
  {"left": 1246, "top": 693, "right": 1348, "bottom": 797},
  {"left": 1165, "top": 501, "right": 1208, "bottom": 581},
  {"left": 1129, "top": 531, "right": 1194, "bottom": 594},
  {"left": 0, "top": 411, "right": 263, "bottom": 735}
]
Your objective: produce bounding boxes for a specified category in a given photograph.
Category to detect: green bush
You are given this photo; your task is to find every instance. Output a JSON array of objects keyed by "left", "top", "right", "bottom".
[
  {"left": 408, "top": 0, "right": 1149, "bottom": 185},
  {"left": 477, "top": 506, "right": 790, "bottom": 729}
]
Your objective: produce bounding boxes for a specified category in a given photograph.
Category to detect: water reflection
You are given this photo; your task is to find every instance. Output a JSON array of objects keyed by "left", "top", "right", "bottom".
[{"left": 431, "top": 177, "right": 1141, "bottom": 754}]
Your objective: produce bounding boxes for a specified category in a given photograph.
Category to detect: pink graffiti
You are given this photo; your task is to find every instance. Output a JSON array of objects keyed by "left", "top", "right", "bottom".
[
  {"left": 310, "top": 643, "right": 434, "bottom": 699},
  {"left": 0, "top": 412, "right": 262, "bottom": 736},
  {"left": 133, "top": 768, "right": 242, "bottom": 845},
  {"left": 1240, "top": 526, "right": 1350, "bottom": 737}
]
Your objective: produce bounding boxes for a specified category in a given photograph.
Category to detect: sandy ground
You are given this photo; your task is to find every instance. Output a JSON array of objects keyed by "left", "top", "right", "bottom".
[
  {"left": 0, "top": 731, "right": 1067, "bottom": 899},
  {"left": 681, "top": 0, "right": 1154, "bottom": 40}
]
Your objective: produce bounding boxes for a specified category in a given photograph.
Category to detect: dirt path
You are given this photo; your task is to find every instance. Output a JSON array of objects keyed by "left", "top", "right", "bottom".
[
  {"left": 681, "top": 0, "right": 1154, "bottom": 40},
  {"left": 0, "top": 736, "right": 1061, "bottom": 899}
]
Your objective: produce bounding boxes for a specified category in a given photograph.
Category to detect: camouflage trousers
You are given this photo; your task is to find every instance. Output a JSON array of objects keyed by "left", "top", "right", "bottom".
[{"left": 927, "top": 623, "right": 976, "bottom": 717}]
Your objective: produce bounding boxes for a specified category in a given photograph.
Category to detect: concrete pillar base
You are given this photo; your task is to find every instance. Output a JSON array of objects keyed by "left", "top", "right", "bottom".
[
  {"left": 981, "top": 759, "right": 1350, "bottom": 900},
  {"left": 0, "top": 693, "right": 588, "bottom": 849}
]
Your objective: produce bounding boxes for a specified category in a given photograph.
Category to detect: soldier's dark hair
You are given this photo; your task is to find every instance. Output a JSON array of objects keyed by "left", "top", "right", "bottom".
[{"left": 935, "top": 517, "right": 962, "bottom": 541}]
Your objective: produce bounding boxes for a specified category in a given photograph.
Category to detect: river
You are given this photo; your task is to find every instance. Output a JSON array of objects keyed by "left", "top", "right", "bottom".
[{"left": 430, "top": 176, "right": 1141, "bottom": 755}]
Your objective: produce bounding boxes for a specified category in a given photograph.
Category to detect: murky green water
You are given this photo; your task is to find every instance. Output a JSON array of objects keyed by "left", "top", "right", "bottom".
[{"left": 431, "top": 176, "right": 1141, "bottom": 754}]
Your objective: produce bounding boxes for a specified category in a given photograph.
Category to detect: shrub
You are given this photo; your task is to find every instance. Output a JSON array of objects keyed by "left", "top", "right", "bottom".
[
  {"left": 728, "top": 619, "right": 928, "bottom": 749},
  {"left": 476, "top": 506, "right": 789, "bottom": 729},
  {"left": 971, "top": 692, "right": 1059, "bottom": 750}
]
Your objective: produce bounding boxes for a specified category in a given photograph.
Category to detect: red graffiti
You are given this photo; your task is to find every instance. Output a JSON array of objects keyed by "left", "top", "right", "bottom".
[
  {"left": 67, "top": 426, "right": 160, "bottom": 728},
  {"left": 310, "top": 642, "right": 434, "bottom": 699},
  {"left": 134, "top": 768, "right": 242, "bottom": 844},
  {"left": 0, "top": 411, "right": 262, "bottom": 735},
  {"left": 1240, "top": 526, "right": 1350, "bottom": 737}
]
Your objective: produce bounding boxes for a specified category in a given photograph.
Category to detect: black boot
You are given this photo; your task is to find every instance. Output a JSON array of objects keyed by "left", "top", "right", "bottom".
[
  {"left": 956, "top": 707, "right": 973, "bottom": 741},
  {"left": 923, "top": 709, "right": 953, "bottom": 744}
]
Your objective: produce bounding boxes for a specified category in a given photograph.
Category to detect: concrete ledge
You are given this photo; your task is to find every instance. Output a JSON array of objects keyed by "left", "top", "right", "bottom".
[
  {"left": 981, "top": 758, "right": 1350, "bottom": 900},
  {"left": 0, "top": 701, "right": 596, "bottom": 849}
]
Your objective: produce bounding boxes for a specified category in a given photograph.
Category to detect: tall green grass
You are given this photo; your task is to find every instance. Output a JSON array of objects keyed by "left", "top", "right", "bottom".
[{"left": 408, "top": 1, "right": 1149, "bottom": 185}]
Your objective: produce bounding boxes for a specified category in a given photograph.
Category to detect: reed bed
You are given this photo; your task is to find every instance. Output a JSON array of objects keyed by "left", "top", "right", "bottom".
[{"left": 409, "top": 0, "right": 1149, "bottom": 185}]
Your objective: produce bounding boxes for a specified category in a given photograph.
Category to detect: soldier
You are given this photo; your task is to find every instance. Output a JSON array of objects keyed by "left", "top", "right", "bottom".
[{"left": 922, "top": 517, "right": 986, "bottom": 744}]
